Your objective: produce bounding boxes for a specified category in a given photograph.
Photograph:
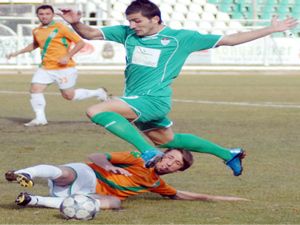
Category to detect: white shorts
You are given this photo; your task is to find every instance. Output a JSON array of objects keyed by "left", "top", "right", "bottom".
[
  {"left": 48, "top": 163, "right": 97, "bottom": 197},
  {"left": 32, "top": 67, "right": 78, "bottom": 90}
]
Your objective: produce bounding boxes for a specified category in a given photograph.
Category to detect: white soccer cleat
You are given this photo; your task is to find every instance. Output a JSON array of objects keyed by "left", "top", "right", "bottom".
[
  {"left": 24, "top": 119, "right": 48, "bottom": 127},
  {"left": 96, "top": 88, "right": 110, "bottom": 102}
]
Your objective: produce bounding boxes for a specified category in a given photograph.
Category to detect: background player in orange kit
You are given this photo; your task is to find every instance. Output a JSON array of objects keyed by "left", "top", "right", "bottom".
[{"left": 6, "top": 4, "right": 108, "bottom": 127}]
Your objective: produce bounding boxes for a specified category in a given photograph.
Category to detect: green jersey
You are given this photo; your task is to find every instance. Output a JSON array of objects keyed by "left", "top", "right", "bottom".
[{"left": 100, "top": 26, "right": 222, "bottom": 97}]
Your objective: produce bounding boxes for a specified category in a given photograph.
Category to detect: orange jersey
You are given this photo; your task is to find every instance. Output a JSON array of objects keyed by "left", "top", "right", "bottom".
[
  {"left": 32, "top": 21, "right": 82, "bottom": 69},
  {"left": 87, "top": 151, "right": 177, "bottom": 200}
]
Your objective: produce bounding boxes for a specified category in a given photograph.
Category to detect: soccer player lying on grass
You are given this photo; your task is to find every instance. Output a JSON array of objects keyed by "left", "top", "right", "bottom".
[{"left": 5, "top": 149, "right": 248, "bottom": 210}]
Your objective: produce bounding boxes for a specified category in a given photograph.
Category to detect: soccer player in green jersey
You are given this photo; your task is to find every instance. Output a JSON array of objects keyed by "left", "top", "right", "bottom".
[{"left": 58, "top": 0, "right": 297, "bottom": 175}]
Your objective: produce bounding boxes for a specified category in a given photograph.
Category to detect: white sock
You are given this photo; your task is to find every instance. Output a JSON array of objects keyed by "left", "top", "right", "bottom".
[
  {"left": 73, "top": 88, "right": 106, "bottom": 101},
  {"left": 26, "top": 195, "right": 38, "bottom": 206},
  {"left": 29, "top": 195, "right": 64, "bottom": 208},
  {"left": 28, "top": 195, "right": 100, "bottom": 210},
  {"left": 16, "top": 165, "right": 62, "bottom": 180},
  {"left": 30, "top": 93, "right": 46, "bottom": 121}
]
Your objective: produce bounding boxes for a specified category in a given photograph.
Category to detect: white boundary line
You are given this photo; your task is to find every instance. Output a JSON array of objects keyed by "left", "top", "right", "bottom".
[
  {"left": 1, "top": 65, "right": 300, "bottom": 76},
  {"left": 0, "top": 90, "right": 59, "bottom": 95},
  {"left": 173, "top": 99, "right": 300, "bottom": 109},
  {"left": 1, "top": 90, "right": 299, "bottom": 109}
]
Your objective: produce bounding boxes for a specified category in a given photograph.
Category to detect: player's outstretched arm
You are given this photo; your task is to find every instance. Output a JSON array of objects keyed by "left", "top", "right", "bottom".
[
  {"left": 170, "top": 190, "right": 250, "bottom": 202},
  {"left": 57, "top": 8, "right": 104, "bottom": 40},
  {"left": 6, "top": 42, "right": 38, "bottom": 59},
  {"left": 217, "top": 16, "right": 298, "bottom": 46}
]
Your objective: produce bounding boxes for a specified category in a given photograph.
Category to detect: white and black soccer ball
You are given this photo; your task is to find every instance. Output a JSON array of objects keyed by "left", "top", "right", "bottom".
[{"left": 59, "top": 194, "right": 98, "bottom": 220}]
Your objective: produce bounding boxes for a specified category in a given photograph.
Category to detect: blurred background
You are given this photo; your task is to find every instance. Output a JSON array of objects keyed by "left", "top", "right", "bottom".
[{"left": 1, "top": 0, "right": 300, "bottom": 73}]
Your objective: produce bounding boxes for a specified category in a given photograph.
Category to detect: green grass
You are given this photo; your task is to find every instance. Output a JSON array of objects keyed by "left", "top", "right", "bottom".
[{"left": 0, "top": 73, "right": 300, "bottom": 224}]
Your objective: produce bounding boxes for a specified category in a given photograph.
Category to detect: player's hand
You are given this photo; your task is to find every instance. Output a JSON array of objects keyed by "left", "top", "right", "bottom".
[
  {"left": 270, "top": 16, "right": 298, "bottom": 32},
  {"left": 58, "top": 56, "right": 70, "bottom": 65},
  {"left": 104, "top": 165, "right": 132, "bottom": 176},
  {"left": 56, "top": 8, "right": 82, "bottom": 24},
  {"left": 6, "top": 52, "right": 17, "bottom": 59}
]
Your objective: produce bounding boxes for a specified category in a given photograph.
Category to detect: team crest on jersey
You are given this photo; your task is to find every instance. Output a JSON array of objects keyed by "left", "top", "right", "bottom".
[{"left": 161, "top": 38, "right": 170, "bottom": 46}]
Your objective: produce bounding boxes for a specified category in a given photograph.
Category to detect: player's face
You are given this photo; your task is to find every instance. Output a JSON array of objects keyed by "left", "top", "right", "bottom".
[
  {"left": 37, "top": 8, "right": 54, "bottom": 26},
  {"left": 154, "top": 150, "right": 184, "bottom": 175},
  {"left": 126, "top": 12, "right": 160, "bottom": 37}
]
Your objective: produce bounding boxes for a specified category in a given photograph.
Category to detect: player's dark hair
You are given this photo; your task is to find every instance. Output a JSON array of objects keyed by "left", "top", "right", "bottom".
[
  {"left": 125, "top": 0, "right": 162, "bottom": 24},
  {"left": 36, "top": 5, "right": 54, "bottom": 14},
  {"left": 165, "top": 149, "right": 194, "bottom": 171}
]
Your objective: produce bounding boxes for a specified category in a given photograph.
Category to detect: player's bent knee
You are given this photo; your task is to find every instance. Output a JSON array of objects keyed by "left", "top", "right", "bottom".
[
  {"left": 146, "top": 128, "right": 174, "bottom": 146},
  {"left": 30, "top": 89, "right": 41, "bottom": 93},
  {"left": 54, "top": 167, "right": 76, "bottom": 185},
  {"left": 30, "top": 83, "right": 48, "bottom": 93},
  {"left": 61, "top": 92, "right": 74, "bottom": 100},
  {"left": 86, "top": 105, "right": 103, "bottom": 118},
  {"left": 86, "top": 108, "right": 94, "bottom": 118}
]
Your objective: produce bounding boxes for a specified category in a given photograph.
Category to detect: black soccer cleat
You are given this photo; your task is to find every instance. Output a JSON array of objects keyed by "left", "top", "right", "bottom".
[
  {"left": 15, "top": 192, "right": 32, "bottom": 206},
  {"left": 5, "top": 170, "right": 34, "bottom": 187},
  {"left": 16, "top": 173, "right": 34, "bottom": 188}
]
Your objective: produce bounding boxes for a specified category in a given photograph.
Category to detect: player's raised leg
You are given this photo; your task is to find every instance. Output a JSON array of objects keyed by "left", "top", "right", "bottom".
[
  {"left": 55, "top": 68, "right": 109, "bottom": 102},
  {"left": 61, "top": 87, "right": 109, "bottom": 101},
  {"left": 87, "top": 99, "right": 163, "bottom": 167},
  {"left": 146, "top": 129, "right": 246, "bottom": 176}
]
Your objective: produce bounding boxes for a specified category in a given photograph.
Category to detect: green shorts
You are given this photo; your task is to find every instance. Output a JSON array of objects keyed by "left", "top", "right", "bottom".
[{"left": 119, "top": 95, "right": 173, "bottom": 132}]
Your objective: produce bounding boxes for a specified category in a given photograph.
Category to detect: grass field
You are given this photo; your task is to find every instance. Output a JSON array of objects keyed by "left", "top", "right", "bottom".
[{"left": 0, "top": 73, "right": 300, "bottom": 224}]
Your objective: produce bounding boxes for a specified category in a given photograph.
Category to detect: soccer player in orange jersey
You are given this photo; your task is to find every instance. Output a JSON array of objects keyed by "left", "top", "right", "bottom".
[
  {"left": 5, "top": 149, "right": 248, "bottom": 210},
  {"left": 6, "top": 5, "right": 108, "bottom": 127}
]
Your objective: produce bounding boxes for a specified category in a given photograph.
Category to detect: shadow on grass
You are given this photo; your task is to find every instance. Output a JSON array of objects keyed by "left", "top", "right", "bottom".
[
  {"left": 2, "top": 117, "right": 28, "bottom": 124},
  {"left": 129, "top": 193, "right": 168, "bottom": 201},
  {"left": 0, "top": 203, "right": 22, "bottom": 210},
  {"left": 52, "top": 214, "right": 65, "bottom": 220}
]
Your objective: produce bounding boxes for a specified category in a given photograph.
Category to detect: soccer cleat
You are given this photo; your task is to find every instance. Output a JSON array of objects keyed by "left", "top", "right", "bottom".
[
  {"left": 225, "top": 148, "right": 246, "bottom": 176},
  {"left": 141, "top": 149, "right": 164, "bottom": 168},
  {"left": 97, "top": 87, "right": 111, "bottom": 102},
  {"left": 5, "top": 171, "right": 34, "bottom": 187},
  {"left": 24, "top": 118, "right": 48, "bottom": 127},
  {"left": 16, "top": 173, "right": 34, "bottom": 187},
  {"left": 15, "top": 192, "right": 32, "bottom": 206}
]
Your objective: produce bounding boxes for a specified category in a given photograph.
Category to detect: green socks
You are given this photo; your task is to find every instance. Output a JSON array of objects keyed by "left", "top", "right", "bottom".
[
  {"left": 160, "top": 133, "right": 232, "bottom": 161},
  {"left": 91, "top": 112, "right": 154, "bottom": 153},
  {"left": 91, "top": 112, "right": 232, "bottom": 161}
]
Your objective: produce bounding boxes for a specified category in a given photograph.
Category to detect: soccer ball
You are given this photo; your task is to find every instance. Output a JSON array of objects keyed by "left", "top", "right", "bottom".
[{"left": 59, "top": 194, "right": 98, "bottom": 220}]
